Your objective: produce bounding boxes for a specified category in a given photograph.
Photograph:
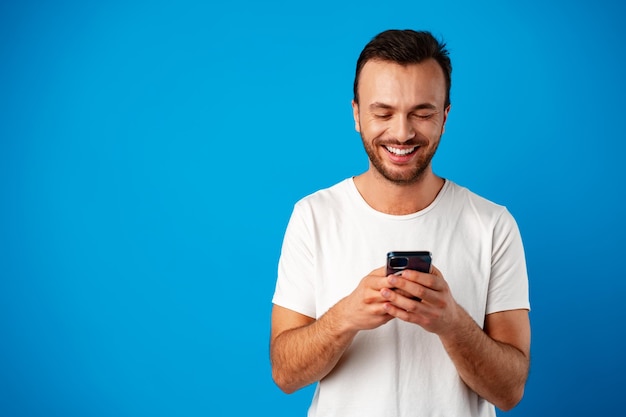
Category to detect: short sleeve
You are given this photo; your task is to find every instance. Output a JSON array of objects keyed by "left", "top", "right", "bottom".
[
  {"left": 272, "top": 201, "right": 317, "bottom": 318},
  {"left": 486, "top": 209, "right": 530, "bottom": 314}
]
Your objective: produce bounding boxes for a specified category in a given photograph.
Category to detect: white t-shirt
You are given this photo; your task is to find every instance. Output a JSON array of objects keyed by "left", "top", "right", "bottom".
[{"left": 273, "top": 178, "right": 530, "bottom": 417}]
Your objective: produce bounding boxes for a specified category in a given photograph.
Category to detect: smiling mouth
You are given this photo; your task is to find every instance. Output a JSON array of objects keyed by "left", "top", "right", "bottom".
[{"left": 385, "top": 145, "right": 418, "bottom": 156}]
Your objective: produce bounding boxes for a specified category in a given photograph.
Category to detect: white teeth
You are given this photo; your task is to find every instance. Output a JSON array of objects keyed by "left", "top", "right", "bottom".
[{"left": 386, "top": 146, "right": 417, "bottom": 155}]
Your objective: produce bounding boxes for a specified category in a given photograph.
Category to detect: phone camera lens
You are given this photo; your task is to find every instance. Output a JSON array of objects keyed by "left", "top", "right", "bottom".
[{"left": 390, "top": 257, "right": 409, "bottom": 269}]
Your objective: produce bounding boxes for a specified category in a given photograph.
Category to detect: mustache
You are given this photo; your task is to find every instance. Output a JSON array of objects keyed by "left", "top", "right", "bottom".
[{"left": 377, "top": 139, "right": 427, "bottom": 147}]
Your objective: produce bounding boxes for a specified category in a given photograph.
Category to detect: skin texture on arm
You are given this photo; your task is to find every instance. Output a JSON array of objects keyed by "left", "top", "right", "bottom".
[
  {"left": 270, "top": 267, "right": 394, "bottom": 394},
  {"left": 381, "top": 266, "right": 530, "bottom": 411},
  {"left": 442, "top": 309, "right": 530, "bottom": 411},
  {"left": 270, "top": 305, "right": 354, "bottom": 394}
]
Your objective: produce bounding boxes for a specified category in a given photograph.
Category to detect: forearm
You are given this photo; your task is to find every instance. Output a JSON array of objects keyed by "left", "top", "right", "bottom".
[
  {"left": 440, "top": 309, "right": 530, "bottom": 411},
  {"left": 271, "top": 306, "right": 358, "bottom": 394}
]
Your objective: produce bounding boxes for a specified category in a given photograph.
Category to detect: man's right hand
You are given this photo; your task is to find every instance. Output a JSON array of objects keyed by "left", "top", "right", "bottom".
[
  {"left": 332, "top": 266, "right": 395, "bottom": 332},
  {"left": 270, "top": 266, "right": 394, "bottom": 393}
]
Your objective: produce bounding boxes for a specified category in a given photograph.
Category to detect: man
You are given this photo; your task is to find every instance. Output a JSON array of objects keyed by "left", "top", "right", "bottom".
[{"left": 270, "top": 29, "right": 530, "bottom": 417}]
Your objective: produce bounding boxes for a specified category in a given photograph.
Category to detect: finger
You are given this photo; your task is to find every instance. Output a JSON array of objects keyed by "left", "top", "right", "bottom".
[
  {"left": 381, "top": 287, "right": 412, "bottom": 307},
  {"left": 393, "top": 287, "right": 417, "bottom": 299},
  {"left": 430, "top": 264, "right": 442, "bottom": 277},
  {"left": 381, "top": 288, "right": 426, "bottom": 315},
  {"left": 388, "top": 274, "right": 429, "bottom": 302},
  {"left": 383, "top": 301, "right": 423, "bottom": 322},
  {"left": 400, "top": 268, "right": 443, "bottom": 292},
  {"left": 371, "top": 265, "right": 388, "bottom": 277}
]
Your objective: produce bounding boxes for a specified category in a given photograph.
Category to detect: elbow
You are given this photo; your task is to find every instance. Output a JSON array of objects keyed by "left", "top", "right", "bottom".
[
  {"left": 495, "top": 386, "right": 525, "bottom": 412},
  {"left": 493, "top": 355, "right": 530, "bottom": 411},
  {"left": 271, "top": 367, "right": 299, "bottom": 395},
  {"left": 270, "top": 345, "right": 304, "bottom": 394},
  {"left": 273, "top": 379, "right": 298, "bottom": 395},
  {"left": 276, "top": 384, "right": 298, "bottom": 395}
]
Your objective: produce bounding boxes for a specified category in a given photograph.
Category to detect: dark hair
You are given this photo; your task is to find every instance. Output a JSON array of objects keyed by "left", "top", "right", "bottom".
[{"left": 353, "top": 29, "right": 452, "bottom": 107}]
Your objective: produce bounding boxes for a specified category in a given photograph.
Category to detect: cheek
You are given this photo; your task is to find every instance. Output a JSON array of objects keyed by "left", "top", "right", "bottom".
[
  {"left": 362, "top": 120, "right": 387, "bottom": 139},
  {"left": 417, "top": 121, "right": 444, "bottom": 138}
]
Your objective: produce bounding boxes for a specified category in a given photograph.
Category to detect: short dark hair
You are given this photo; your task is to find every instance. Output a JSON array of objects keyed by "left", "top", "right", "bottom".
[{"left": 353, "top": 29, "right": 452, "bottom": 107}]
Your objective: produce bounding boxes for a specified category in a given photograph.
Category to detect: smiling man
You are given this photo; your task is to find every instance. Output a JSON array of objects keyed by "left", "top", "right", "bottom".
[{"left": 270, "top": 30, "right": 530, "bottom": 417}]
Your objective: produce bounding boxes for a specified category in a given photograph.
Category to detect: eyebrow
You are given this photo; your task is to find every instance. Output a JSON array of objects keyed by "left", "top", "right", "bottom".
[{"left": 368, "top": 102, "right": 438, "bottom": 112}]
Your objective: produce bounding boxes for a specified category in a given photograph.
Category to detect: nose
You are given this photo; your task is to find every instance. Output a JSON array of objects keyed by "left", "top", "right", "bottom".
[{"left": 390, "top": 116, "right": 416, "bottom": 142}]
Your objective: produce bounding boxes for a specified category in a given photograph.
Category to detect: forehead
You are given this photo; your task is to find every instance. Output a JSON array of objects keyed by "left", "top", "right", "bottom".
[{"left": 357, "top": 59, "right": 446, "bottom": 108}]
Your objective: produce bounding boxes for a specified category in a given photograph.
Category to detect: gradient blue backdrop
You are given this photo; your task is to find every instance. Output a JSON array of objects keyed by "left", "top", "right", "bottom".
[{"left": 1, "top": 0, "right": 624, "bottom": 416}]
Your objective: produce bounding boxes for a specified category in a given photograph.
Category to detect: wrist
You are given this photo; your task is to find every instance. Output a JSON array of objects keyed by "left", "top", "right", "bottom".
[
  {"left": 321, "top": 300, "right": 359, "bottom": 339},
  {"left": 438, "top": 303, "right": 474, "bottom": 343}
]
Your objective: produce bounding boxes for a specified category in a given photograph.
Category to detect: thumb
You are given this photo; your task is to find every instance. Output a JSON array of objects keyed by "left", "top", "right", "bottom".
[{"left": 429, "top": 264, "right": 443, "bottom": 277}]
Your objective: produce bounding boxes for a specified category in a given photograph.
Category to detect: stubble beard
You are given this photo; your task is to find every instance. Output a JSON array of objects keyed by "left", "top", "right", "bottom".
[{"left": 361, "top": 134, "right": 440, "bottom": 185}]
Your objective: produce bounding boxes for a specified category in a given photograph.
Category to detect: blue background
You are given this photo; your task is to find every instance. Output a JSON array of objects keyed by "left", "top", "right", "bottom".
[{"left": 1, "top": 0, "right": 624, "bottom": 415}]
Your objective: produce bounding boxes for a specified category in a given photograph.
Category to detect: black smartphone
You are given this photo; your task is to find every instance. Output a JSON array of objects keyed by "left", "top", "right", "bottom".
[{"left": 386, "top": 251, "right": 432, "bottom": 275}]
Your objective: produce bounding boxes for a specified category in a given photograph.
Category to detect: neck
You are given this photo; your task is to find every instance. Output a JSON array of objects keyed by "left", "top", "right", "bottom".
[{"left": 353, "top": 168, "right": 445, "bottom": 215}]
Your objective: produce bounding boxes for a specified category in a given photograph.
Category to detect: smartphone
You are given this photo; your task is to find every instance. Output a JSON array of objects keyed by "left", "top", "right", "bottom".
[{"left": 386, "top": 251, "right": 432, "bottom": 276}]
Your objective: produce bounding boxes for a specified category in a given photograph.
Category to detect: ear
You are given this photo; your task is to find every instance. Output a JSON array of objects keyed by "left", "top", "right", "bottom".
[
  {"left": 441, "top": 104, "right": 451, "bottom": 135},
  {"left": 351, "top": 100, "right": 361, "bottom": 133}
]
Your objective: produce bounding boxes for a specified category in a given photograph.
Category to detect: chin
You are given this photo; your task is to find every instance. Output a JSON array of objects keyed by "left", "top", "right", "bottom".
[{"left": 380, "top": 166, "right": 429, "bottom": 185}]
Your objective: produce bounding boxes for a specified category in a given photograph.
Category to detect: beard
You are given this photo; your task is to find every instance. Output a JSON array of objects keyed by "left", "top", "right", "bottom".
[{"left": 360, "top": 134, "right": 441, "bottom": 185}]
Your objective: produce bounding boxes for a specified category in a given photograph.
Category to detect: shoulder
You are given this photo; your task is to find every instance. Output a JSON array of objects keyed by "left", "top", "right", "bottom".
[
  {"left": 293, "top": 178, "right": 355, "bottom": 213},
  {"left": 444, "top": 181, "right": 503, "bottom": 210},
  {"left": 442, "top": 181, "right": 515, "bottom": 227}
]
